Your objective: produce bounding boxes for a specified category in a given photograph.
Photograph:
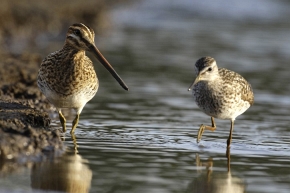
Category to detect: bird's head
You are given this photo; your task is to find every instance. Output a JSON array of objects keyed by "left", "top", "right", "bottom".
[{"left": 188, "top": 56, "right": 219, "bottom": 91}]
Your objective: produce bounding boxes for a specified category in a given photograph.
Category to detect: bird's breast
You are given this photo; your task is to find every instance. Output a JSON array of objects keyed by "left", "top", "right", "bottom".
[
  {"left": 192, "top": 81, "right": 251, "bottom": 120},
  {"left": 38, "top": 52, "right": 99, "bottom": 108}
]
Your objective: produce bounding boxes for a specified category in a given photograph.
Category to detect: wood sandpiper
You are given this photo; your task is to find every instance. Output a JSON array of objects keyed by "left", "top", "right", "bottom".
[
  {"left": 38, "top": 23, "right": 128, "bottom": 134},
  {"left": 188, "top": 56, "right": 254, "bottom": 148}
]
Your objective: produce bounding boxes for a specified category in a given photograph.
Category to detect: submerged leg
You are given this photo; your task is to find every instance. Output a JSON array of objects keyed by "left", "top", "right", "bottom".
[
  {"left": 197, "top": 117, "right": 216, "bottom": 143},
  {"left": 58, "top": 109, "right": 66, "bottom": 132},
  {"left": 227, "top": 119, "right": 235, "bottom": 148},
  {"left": 70, "top": 113, "right": 80, "bottom": 134}
]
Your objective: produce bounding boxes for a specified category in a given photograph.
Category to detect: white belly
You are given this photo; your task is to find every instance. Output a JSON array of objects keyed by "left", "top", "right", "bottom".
[
  {"left": 213, "top": 101, "right": 251, "bottom": 120},
  {"left": 44, "top": 88, "right": 98, "bottom": 110}
]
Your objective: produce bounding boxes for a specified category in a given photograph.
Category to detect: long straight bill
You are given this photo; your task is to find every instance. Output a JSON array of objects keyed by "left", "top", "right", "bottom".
[{"left": 90, "top": 45, "right": 129, "bottom": 91}]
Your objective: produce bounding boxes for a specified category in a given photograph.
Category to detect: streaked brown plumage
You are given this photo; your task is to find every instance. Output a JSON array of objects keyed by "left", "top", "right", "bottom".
[
  {"left": 38, "top": 23, "right": 128, "bottom": 134},
  {"left": 188, "top": 56, "right": 254, "bottom": 148}
]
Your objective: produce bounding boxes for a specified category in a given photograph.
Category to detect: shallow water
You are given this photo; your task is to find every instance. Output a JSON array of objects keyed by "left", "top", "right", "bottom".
[{"left": 1, "top": 0, "right": 290, "bottom": 192}]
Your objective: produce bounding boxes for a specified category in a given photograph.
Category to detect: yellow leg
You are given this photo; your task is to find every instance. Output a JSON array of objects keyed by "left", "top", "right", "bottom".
[
  {"left": 227, "top": 120, "right": 234, "bottom": 148},
  {"left": 197, "top": 117, "right": 216, "bottom": 143},
  {"left": 58, "top": 110, "right": 66, "bottom": 132},
  {"left": 70, "top": 114, "right": 80, "bottom": 134}
]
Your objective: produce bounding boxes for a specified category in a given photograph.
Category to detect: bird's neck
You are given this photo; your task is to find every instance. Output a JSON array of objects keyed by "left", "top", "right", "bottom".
[
  {"left": 61, "top": 44, "right": 85, "bottom": 59},
  {"left": 51, "top": 44, "right": 87, "bottom": 75}
]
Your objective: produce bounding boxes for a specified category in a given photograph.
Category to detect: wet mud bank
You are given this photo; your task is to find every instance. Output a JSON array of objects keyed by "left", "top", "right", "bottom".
[{"left": 0, "top": 52, "right": 63, "bottom": 162}]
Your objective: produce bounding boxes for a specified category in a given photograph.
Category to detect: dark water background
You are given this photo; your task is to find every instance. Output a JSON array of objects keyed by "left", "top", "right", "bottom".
[{"left": 1, "top": 0, "right": 290, "bottom": 192}]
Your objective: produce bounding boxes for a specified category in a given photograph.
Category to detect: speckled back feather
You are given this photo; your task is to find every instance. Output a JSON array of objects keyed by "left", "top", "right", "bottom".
[{"left": 218, "top": 68, "right": 254, "bottom": 106}]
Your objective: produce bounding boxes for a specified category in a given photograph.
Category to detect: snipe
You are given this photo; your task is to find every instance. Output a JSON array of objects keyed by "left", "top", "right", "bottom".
[
  {"left": 188, "top": 56, "right": 254, "bottom": 148},
  {"left": 38, "top": 23, "right": 128, "bottom": 134}
]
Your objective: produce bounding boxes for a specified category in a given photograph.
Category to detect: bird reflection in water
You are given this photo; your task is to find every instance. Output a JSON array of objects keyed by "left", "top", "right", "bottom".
[
  {"left": 187, "top": 151, "right": 245, "bottom": 193},
  {"left": 31, "top": 152, "right": 92, "bottom": 193},
  {"left": 71, "top": 132, "right": 78, "bottom": 153}
]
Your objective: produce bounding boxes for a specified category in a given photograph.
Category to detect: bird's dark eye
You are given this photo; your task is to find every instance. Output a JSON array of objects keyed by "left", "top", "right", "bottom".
[
  {"left": 208, "top": 67, "right": 212, "bottom": 72},
  {"left": 74, "top": 29, "right": 81, "bottom": 36}
]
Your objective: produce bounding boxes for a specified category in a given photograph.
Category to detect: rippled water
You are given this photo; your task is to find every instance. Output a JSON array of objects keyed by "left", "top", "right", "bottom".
[{"left": 1, "top": 0, "right": 290, "bottom": 192}]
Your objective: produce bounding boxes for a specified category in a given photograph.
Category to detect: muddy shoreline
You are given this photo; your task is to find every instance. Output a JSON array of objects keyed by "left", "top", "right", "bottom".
[{"left": 0, "top": 52, "right": 63, "bottom": 162}]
